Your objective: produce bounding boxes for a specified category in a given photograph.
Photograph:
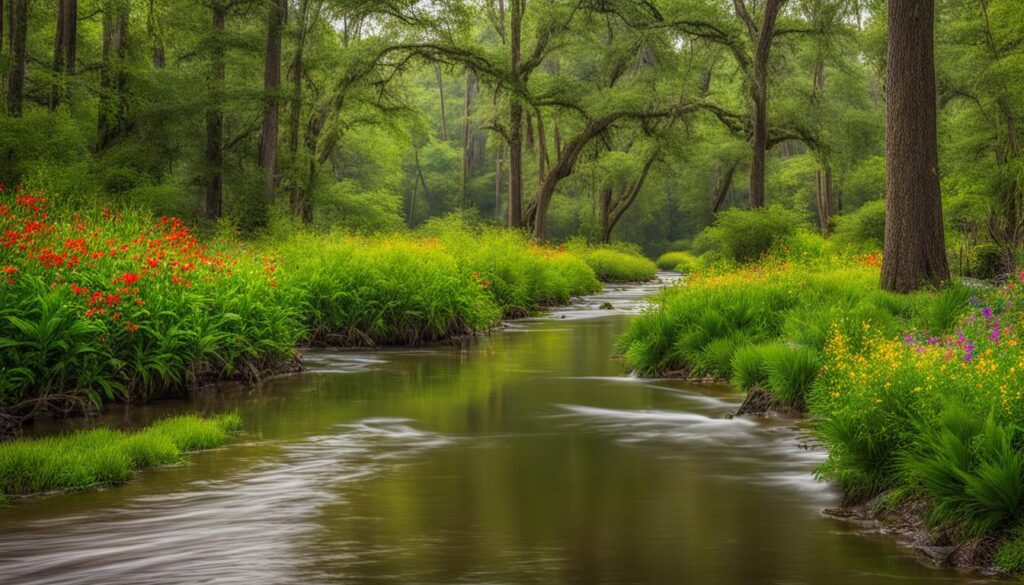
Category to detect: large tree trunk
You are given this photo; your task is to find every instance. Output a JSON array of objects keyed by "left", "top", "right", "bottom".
[
  {"left": 738, "top": 0, "right": 786, "bottom": 208},
  {"left": 260, "top": 0, "right": 286, "bottom": 203},
  {"left": 6, "top": 0, "right": 28, "bottom": 116},
  {"left": 507, "top": 0, "right": 524, "bottom": 227},
  {"left": 204, "top": 0, "right": 226, "bottom": 220},
  {"left": 881, "top": 0, "right": 949, "bottom": 292},
  {"left": 435, "top": 64, "right": 449, "bottom": 141},
  {"left": 98, "top": 0, "right": 129, "bottom": 149}
]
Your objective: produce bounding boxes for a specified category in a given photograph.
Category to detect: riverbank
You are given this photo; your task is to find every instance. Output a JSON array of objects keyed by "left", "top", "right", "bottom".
[
  {"left": 617, "top": 245, "right": 1024, "bottom": 577},
  {"left": 0, "top": 189, "right": 655, "bottom": 435},
  {"left": 0, "top": 276, "right": 966, "bottom": 585}
]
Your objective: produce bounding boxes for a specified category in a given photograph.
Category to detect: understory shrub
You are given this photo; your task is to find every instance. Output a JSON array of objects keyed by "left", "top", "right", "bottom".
[
  {"left": 579, "top": 247, "right": 657, "bottom": 282},
  {"left": 832, "top": 199, "right": 886, "bottom": 249},
  {"left": 693, "top": 205, "right": 806, "bottom": 263},
  {"left": 655, "top": 251, "right": 700, "bottom": 273},
  {"left": 0, "top": 413, "right": 241, "bottom": 500}
]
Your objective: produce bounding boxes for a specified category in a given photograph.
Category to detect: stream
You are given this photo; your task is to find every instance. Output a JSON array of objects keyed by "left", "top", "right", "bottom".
[{"left": 0, "top": 275, "right": 1000, "bottom": 584}]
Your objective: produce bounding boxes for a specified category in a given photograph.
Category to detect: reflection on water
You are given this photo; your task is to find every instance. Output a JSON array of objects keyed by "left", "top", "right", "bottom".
[{"left": 0, "top": 276, "right": 1001, "bottom": 584}]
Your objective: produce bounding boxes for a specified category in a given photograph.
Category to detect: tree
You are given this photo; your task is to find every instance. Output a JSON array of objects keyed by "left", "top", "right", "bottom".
[
  {"left": 205, "top": 0, "right": 227, "bottom": 219},
  {"left": 260, "top": 0, "right": 287, "bottom": 203},
  {"left": 734, "top": 0, "right": 788, "bottom": 208},
  {"left": 6, "top": 0, "right": 29, "bottom": 116},
  {"left": 881, "top": 0, "right": 949, "bottom": 292},
  {"left": 51, "top": 0, "right": 77, "bottom": 109},
  {"left": 98, "top": 0, "right": 130, "bottom": 149}
]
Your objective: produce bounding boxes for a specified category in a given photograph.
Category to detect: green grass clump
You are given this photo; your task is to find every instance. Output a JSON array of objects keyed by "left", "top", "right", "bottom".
[
  {"left": 996, "top": 531, "right": 1024, "bottom": 573},
  {"left": 655, "top": 251, "right": 700, "bottom": 273},
  {"left": 901, "top": 408, "right": 1024, "bottom": 538},
  {"left": 693, "top": 205, "right": 805, "bottom": 263},
  {"left": 582, "top": 248, "right": 657, "bottom": 282},
  {"left": 0, "top": 413, "right": 242, "bottom": 499}
]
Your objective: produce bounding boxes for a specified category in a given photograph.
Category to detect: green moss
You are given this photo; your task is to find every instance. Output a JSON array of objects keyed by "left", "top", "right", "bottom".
[{"left": 0, "top": 413, "right": 242, "bottom": 500}]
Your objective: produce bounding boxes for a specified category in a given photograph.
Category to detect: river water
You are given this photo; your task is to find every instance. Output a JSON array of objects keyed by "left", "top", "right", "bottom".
[{"left": 0, "top": 275, "right": 1000, "bottom": 584}]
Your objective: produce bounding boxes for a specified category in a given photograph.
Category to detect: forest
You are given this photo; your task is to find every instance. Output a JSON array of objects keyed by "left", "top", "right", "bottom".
[{"left": 1, "top": 0, "right": 1024, "bottom": 583}]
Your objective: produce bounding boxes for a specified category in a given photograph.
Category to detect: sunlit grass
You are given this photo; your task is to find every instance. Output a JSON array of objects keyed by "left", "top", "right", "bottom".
[{"left": 0, "top": 413, "right": 242, "bottom": 500}]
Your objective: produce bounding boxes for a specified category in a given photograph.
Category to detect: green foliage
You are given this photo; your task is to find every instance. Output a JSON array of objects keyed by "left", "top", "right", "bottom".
[
  {"left": 693, "top": 206, "right": 806, "bottom": 263},
  {"left": 995, "top": 530, "right": 1024, "bottom": 574},
  {"left": 902, "top": 407, "right": 1024, "bottom": 538},
  {"left": 832, "top": 199, "right": 886, "bottom": 250},
  {"left": 314, "top": 181, "right": 406, "bottom": 234},
  {"left": 579, "top": 248, "right": 658, "bottom": 282},
  {"left": 655, "top": 251, "right": 700, "bottom": 273},
  {"left": 0, "top": 413, "right": 242, "bottom": 498},
  {"left": 764, "top": 346, "right": 822, "bottom": 408}
]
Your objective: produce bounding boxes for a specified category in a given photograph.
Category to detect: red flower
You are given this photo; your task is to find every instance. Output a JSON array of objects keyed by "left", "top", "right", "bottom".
[
  {"left": 113, "top": 272, "right": 140, "bottom": 286},
  {"left": 125, "top": 322, "right": 139, "bottom": 333},
  {"left": 70, "top": 284, "right": 89, "bottom": 295},
  {"left": 1, "top": 265, "right": 16, "bottom": 275}
]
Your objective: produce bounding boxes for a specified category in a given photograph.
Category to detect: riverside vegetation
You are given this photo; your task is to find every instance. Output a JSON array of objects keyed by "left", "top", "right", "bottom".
[
  {"left": 0, "top": 413, "right": 242, "bottom": 504},
  {"left": 0, "top": 187, "right": 653, "bottom": 436},
  {"left": 618, "top": 206, "right": 1024, "bottom": 574}
]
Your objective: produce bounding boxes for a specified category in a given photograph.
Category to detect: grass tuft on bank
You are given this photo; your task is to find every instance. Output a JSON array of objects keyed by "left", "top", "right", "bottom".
[
  {"left": 655, "top": 251, "right": 700, "bottom": 273},
  {"left": 0, "top": 413, "right": 242, "bottom": 501}
]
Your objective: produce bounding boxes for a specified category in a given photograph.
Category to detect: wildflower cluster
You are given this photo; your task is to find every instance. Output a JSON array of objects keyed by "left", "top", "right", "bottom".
[{"left": 0, "top": 187, "right": 302, "bottom": 413}]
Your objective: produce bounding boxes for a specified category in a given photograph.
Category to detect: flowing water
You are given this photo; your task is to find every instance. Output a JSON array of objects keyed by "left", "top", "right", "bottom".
[{"left": 0, "top": 275, "right": 1002, "bottom": 584}]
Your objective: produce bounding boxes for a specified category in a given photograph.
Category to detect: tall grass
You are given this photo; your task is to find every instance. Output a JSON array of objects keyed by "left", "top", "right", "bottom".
[
  {"left": 0, "top": 413, "right": 242, "bottom": 499},
  {"left": 655, "top": 251, "right": 700, "bottom": 273},
  {"left": 578, "top": 248, "right": 658, "bottom": 282},
  {"left": 617, "top": 250, "right": 960, "bottom": 409}
]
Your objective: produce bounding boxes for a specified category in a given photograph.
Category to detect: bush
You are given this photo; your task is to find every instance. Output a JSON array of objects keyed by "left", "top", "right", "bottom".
[
  {"left": 580, "top": 248, "right": 657, "bottom": 282},
  {"left": 655, "top": 251, "right": 700, "bottom": 273},
  {"left": 902, "top": 407, "right": 1024, "bottom": 538},
  {"left": 832, "top": 199, "right": 886, "bottom": 249},
  {"left": 764, "top": 345, "right": 821, "bottom": 408},
  {"left": 693, "top": 205, "right": 806, "bottom": 263}
]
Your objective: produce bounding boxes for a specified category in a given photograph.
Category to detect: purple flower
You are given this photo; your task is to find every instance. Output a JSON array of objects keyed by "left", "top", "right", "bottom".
[
  {"left": 927, "top": 336, "right": 939, "bottom": 345},
  {"left": 983, "top": 307, "right": 994, "bottom": 319}
]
